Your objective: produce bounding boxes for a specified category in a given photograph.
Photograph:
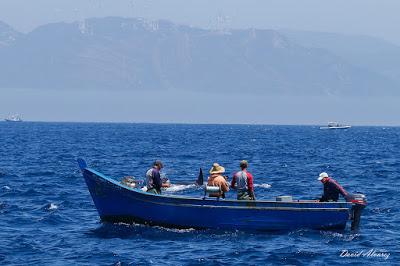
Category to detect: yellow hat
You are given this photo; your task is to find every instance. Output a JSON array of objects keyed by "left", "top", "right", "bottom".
[{"left": 209, "top": 163, "right": 225, "bottom": 174}]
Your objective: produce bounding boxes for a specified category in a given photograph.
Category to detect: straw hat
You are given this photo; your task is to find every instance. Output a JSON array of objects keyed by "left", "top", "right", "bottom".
[{"left": 209, "top": 163, "right": 225, "bottom": 174}]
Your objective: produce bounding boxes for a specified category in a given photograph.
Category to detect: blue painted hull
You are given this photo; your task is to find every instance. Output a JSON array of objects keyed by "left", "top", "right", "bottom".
[{"left": 81, "top": 167, "right": 353, "bottom": 231}]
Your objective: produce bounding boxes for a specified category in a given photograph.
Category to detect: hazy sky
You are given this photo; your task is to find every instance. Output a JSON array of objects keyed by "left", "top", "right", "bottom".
[{"left": 1, "top": 0, "right": 400, "bottom": 45}]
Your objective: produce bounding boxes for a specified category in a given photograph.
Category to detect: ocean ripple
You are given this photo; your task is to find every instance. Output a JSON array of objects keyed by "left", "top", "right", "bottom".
[{"left": 0, "top": 123, "right": 399, "bottom": 265}]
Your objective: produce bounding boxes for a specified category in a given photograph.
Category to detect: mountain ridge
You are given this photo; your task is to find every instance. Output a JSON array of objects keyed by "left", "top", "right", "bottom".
[
  {"left": 0, "top": 21, "right": 21, "bottom": 47},
  {"left": 0, "top": 17, "right": 398, "bottom": 96}
]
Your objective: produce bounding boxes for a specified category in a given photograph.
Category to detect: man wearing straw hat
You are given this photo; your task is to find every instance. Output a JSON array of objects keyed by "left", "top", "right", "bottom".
[{"left": 207, "top": 163, "right": 229, "bottom": 198}]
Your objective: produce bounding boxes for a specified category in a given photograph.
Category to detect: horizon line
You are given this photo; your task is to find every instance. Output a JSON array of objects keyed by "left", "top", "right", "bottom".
[{"left": 1, "top": 120, "right": 399, "bottom": 127}]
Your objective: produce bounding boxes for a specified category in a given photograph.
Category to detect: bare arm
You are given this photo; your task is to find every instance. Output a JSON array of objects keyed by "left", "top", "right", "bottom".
[
  {"left": 221, "top": 180, "right": 229, "bottom": 192},
  {"left": 231, "top": 174, "right": 236, "bottom": 189}
]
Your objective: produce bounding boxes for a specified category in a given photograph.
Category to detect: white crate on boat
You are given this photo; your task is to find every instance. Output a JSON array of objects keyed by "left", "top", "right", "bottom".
[{"left": 276, "top": 196, "right": 293, "bottom": 202}]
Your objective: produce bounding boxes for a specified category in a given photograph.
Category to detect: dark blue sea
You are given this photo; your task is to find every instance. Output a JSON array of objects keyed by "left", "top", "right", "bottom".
[{"left": 0, "top": 122, "right": 398, "bottom": 265}]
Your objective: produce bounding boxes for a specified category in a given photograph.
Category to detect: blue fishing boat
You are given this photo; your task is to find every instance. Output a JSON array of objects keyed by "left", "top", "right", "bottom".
[{"left": 78, "top": 159, "right": 366, "bottom": 231}]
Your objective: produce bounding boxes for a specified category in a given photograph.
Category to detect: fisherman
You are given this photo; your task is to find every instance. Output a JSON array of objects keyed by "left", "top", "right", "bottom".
[
  {"left": 207, "top": 163, "right": 229, "bottom": 198},
  {"left": 145, "top": 160, "right": 170, "bottom": 194},
  {"left": 318, "top": 172, "right": 352, "bottom": 202},
  {"left": 231, "top": 160, "right": 255, "bottom": 200}
]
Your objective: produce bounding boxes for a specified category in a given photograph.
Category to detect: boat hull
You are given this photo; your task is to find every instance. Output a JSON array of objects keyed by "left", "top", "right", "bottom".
[
  {"left": 320, "top": 126, "right": 351, "bottom": 129},
  {"left": 81, "top": 167, "right": 353, "bottom": 231},
  {"left": 4, "top": 119, "right": 22, "bottom": 122}
]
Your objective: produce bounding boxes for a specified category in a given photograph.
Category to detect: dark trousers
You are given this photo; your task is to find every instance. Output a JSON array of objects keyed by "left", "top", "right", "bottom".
[{"left": 147, "top": 188, "right": 160, "bottom": 194}]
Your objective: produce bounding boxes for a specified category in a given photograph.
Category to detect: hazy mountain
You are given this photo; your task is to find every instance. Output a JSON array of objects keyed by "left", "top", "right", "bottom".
[
  {"left": 282, "top": 30, "right": 400, "bottom": 84},
  {"left": 0, "top": 21, "right": 21, "bottom": 47},
  {"left": 0, "top": 17, "right": 398, "bottom": 96}
]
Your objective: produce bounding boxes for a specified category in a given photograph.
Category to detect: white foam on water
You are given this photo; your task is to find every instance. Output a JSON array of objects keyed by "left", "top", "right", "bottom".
[
  {"left": 166, "top": 184, "right": 196, "bottom": 192},
  {"left": 2, "top": 185, "right": 11, "bottom": 190},
  {"left": 154, "top": 226, "right": 196, "bottom": 233},
  {"left": 320, "top": 231, "right": 360, "bottom": 242},
  {"left": 48, "top": 203, "right": 58, "bottom": 210},
  {"left": 116, "top": 222, "right": 136, "bottom": 227},
  {"left": 255, "top": 183, "right": 272, "bottom": 188}
]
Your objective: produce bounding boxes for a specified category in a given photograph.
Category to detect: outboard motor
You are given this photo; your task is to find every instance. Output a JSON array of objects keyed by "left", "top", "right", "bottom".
[{"left": 350, "top": 193, "right": 367, "bottom": 231}]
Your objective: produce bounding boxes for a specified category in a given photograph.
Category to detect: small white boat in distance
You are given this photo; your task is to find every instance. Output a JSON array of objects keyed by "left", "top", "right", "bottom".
[
  {"left": 5, "top": 114, "right": 23, "bottom": 122},
  {"left": 320, "top": 122, "right": 351, "bottom": 129}
]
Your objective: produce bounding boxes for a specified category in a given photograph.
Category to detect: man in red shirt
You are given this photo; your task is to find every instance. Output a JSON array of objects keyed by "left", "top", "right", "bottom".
[{"left": 231, "top": 160, "right": 255, "bottom": 200}]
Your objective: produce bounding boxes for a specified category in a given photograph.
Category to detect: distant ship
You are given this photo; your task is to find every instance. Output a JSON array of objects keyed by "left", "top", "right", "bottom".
[
  {"left": 320, "top": 122, "right": 351, "bottom": 129},
  {"left": 5, "top": 114, "right": 23, "bottom": 122}
]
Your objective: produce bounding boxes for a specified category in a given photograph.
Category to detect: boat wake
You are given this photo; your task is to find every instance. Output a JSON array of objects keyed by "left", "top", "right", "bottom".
[{"left": 320, "top": 231, "right": 360, "bottom": 242}]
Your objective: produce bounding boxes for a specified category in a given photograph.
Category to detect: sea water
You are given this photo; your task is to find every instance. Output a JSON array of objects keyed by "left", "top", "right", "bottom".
[{"left": 0, "top": 122, "right": 398, "bottom": 265}]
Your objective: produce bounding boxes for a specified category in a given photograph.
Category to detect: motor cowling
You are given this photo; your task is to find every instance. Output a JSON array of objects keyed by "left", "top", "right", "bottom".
[
  {"left": 350, "top": 193, "right": 367, "bottom": 231},
  {"left": 351, "top": 193, "right": 367, "bottom": 205}
]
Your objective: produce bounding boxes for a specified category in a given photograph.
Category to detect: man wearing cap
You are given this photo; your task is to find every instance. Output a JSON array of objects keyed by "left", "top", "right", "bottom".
[
  {"left": 145, "top": 160, "right": 170, "bottom": 194},
  {"left": 231, "top": 160, "right": 255, "bottom": 200},
  {"left": 318, "top": 172, "right": 352, "bottom": 202},
  {"left": 207, "top": 163, "right": 229, "bottom": 198}
]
